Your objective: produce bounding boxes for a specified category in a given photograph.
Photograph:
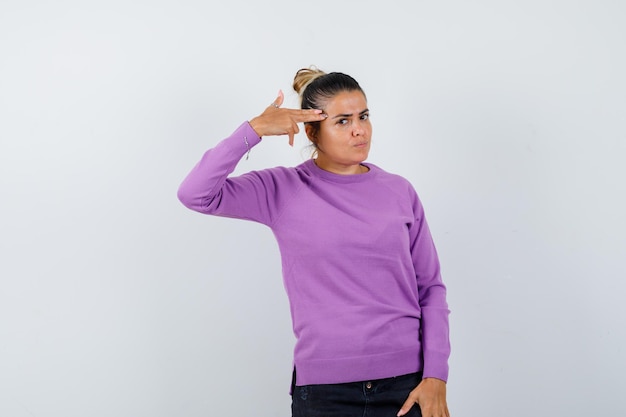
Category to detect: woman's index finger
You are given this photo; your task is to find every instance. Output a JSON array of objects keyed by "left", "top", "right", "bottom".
[{"left": 293, "top": 109, "right": 327, "bottom": 123}]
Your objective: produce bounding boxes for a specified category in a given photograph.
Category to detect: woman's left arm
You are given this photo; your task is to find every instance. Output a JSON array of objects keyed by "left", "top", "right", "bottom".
[
  {"left": 400, "top": 189, "right": 451, "bottom": 416},
  {"left": 409, "top": 190, "right": 451, "bottom": 380}
]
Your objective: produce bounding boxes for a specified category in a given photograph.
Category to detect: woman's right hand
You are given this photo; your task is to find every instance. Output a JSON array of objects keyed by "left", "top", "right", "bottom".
[{"left": 249, "top": 90, "right": 327, "bottom": 146}]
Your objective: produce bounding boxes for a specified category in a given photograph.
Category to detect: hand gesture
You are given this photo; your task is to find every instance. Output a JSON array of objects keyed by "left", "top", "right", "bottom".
[{"left": 249, "top": 90, "right": 327, "bottom": 146}]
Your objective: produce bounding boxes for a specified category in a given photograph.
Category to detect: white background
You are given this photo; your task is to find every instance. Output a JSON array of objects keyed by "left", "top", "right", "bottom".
[{"left": 1, "top": 0, "right": 625, "bottom": 416}]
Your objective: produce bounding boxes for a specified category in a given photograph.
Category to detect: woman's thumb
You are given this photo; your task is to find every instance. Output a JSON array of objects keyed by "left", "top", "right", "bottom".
[{"left": 272, "top": 89, "right": 284, "bottom": 107}]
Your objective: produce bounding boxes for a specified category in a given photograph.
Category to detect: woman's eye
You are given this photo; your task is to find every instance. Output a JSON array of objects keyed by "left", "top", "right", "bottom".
[{"left": 337, "top": 119, "right": 348, "bottom": 125}]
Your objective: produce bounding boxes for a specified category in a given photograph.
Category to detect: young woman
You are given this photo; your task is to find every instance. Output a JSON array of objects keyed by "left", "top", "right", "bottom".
[{"left": 177, "top": 67, "right": 451, "bottom": 417}]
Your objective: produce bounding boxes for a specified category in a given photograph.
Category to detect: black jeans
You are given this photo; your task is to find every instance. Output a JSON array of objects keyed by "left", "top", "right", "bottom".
[{"left": 291, "top": 371, "right": 423, "bottom": 417}]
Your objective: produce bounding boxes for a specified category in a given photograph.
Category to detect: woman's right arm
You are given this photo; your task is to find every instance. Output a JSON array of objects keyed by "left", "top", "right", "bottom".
[
  {"left": 177, "top": 91, "right": 327, "bottom": 223},
  {"left": 177, "top": 121, "right": 265, "bottom": 218}
]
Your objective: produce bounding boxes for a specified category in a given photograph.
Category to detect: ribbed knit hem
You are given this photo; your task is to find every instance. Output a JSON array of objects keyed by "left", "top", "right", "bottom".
[{"left": 294, "top": 347, "right": 422, "bottom": 386}]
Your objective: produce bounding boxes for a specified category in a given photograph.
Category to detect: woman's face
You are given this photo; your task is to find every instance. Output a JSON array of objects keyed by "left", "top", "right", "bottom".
[{"left": 306, "top": 90, "right": 372, "bottom": 174}]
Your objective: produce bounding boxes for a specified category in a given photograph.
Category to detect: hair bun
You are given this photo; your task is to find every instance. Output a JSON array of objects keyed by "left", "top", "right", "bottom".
[{"left": 293, "top": 66, "right": 326, "bottom": 95}]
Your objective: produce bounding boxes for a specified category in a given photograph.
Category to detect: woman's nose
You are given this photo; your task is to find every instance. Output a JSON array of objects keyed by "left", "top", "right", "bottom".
[{"left": 353, "top": 122, "right": 365, "bottom": 136}]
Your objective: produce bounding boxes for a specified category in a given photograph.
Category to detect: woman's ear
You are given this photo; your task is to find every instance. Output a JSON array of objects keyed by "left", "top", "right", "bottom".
[{"left": 305, "top": 124, "right": 317, "bottom": 144}]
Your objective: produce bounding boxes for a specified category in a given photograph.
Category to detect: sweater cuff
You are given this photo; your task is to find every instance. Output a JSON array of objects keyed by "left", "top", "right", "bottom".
[
  {"left": 422, "top": 351, "right": 449, "bottom": 382},
  {"left": 222, "top": 121, "right": 263, "bottom": 160},
  {"left": 421, "top": 306, "right": 451, "bottom": 382},
  {"left": 241, "top": 121, "right": 262, "bottom": 147}
]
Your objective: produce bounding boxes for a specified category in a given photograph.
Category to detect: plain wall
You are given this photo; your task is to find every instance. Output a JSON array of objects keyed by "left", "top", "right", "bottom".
[{"left": 1, "top": 0, "right": 625, "bottom": 416}]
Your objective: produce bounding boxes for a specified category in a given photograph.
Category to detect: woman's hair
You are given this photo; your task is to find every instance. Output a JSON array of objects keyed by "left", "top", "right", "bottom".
[{"left": 292, "top": 66, "right": 366, "bottom": 138}]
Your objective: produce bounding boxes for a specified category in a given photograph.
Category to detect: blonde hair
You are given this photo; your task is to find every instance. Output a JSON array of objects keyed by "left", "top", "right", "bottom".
[{"left": 292, "top": 66, "right": 327, "bottom": 97}]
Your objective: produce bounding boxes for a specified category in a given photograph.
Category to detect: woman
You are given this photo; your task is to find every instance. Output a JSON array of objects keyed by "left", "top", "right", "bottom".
[{"left": 177, "top": 67, "right": 451, "bottom": 417}]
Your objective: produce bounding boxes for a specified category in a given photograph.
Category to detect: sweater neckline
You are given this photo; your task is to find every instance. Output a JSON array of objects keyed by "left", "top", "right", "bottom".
[{"left": 304, "top": 159, "right": 375, "bottom": 184}]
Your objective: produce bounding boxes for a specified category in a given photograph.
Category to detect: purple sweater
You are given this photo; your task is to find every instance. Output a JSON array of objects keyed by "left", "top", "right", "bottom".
[{"left": 178, "top": 122, "right": 450, "bottom": 385}]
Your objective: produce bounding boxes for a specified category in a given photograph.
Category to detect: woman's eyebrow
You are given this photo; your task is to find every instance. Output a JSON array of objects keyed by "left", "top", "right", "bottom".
[{"left": 331, "top": 108, "right": 370, "bottom": 119}]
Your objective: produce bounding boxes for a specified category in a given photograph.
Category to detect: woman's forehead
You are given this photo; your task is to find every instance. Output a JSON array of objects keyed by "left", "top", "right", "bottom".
[{"left": 324, "top": 91, "right": 367, "bottom": 113}]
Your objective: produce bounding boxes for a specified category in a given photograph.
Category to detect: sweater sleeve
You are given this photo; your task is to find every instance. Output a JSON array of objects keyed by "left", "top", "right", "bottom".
[
  {"left": 409, "top": 190, "right": 451, "bottom": 382},
  {"left": 177, "top": 121, "right": 284, "bottom": 225}
]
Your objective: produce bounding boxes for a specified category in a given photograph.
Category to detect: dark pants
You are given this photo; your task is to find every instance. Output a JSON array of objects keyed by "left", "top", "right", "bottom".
[{"left": 291, "top": 371, "right": 423, "bottom": 417}]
